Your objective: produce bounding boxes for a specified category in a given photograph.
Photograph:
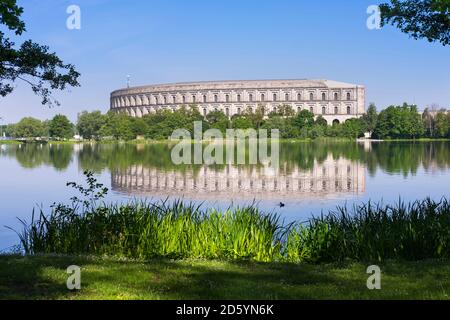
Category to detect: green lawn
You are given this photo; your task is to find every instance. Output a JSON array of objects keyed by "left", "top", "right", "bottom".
[{"left": 0, "top": 255, "right": 449, "bottom": 300}]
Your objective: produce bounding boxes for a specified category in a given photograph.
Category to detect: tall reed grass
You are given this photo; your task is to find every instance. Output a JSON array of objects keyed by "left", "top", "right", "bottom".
[{"left": 15, "top": 197, "right": 450, "bottom": 263}]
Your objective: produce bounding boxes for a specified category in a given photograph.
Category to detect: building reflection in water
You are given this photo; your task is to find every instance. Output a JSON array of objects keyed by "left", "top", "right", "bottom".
[{"left": 111, "top": 155, "right": 366, "bottom": 200}]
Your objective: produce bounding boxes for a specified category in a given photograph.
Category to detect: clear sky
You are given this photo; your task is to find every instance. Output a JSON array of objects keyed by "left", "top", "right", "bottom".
[{"left": 0, "top": 0, "right": 449, "bottom": 123}]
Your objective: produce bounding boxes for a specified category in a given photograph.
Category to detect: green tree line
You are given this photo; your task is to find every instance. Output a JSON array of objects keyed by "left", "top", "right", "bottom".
[{"left": 2, "top": 103, "right": 449, "bottom": 140}]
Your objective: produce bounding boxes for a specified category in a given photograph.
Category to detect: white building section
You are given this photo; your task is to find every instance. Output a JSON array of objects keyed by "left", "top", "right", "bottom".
[{"left": 110, "top": 79, "right": 366, "bottom": 125}]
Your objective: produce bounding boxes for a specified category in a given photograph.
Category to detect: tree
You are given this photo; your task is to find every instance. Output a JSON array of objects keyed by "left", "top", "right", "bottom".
[
  {"left": 293, "top": 110, "right": 315, "bottom": 129},
  {"left": 100, "top": 112, "right": 142, "bottom": 141},
  {"left": 206, "top": 110, "right": 230, "bottom": 134},
  {"left": 49, "top": 114, "right": 74, "bottom": 139},
  {"left": 380, "top": 0, "right": 450, "bottom": 46},
  {"left": 231, "top": 115, "right": 253, "bottom": 129},
  {"left": 261, "top": 116, "right": 297, "bottom": 138},
  {"left": 435, "top": 110, "right": 450, "bottom": 137},
  {"left": 315, "top": 115, "right": 328, "bottom": 127},
  {"left": 361, "top": 103, "right": 378, "bottom": 136},
  {"left": 242, "top": 105, "right": 266, "bottom": 129},
  {"left": 76, "top": 111, "right": 106, "bottom": 140},
  {"left": 0, "top": 0, "right": 80, "bottom": 106},
  {"left": 268, "top": 104, "right": 295, "bottom": 118},
  {"left": 342, "top": 118, "right": 365, "bottom": 139},
  {"left": 13, "top": 117, "right": 45, "bottom": 138},
  {"left": 131, "top": 117, "right": 148, "bottom": 138},
  {"left": 373, "top": 103, "right": 424, "bottom": 139}
]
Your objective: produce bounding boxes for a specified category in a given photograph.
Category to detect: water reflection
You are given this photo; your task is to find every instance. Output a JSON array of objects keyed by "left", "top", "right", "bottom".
[
  {"left": 0, "top": 141, "right": 449, "bottom": 201},
  {"left": 111, "top": 157, "right": 365, "bottom": 200}
]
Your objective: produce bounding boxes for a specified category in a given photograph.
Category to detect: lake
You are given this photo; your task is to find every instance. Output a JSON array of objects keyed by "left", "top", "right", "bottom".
[{"left": 0, "top": 141, "right": 449, "bottom": 251}]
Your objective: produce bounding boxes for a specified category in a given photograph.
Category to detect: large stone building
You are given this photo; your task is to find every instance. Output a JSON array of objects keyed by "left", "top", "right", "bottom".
[{"left": 110, "top": 79, "right": 366, "bottom": 124}]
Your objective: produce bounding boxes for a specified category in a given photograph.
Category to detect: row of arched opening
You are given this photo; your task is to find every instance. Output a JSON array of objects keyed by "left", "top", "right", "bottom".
[{"left": 112, "top": 91, "right": 354, "bottom": 108}]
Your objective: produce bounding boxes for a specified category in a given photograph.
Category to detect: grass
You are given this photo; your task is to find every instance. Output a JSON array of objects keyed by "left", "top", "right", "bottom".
[
  {"left": 0, "top": 254, "right": 449, "bottom": 300},
  {"left": 0, "top": 140, "right": 22, "bottom": 145},
  {"left": 17, "top": 198, "right": 450, "bottom": 263}
]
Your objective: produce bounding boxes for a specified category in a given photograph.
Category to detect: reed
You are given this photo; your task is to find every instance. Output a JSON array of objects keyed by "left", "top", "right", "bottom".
[{"left": 15, "top": 197, "right": 450, "bottom": 263}]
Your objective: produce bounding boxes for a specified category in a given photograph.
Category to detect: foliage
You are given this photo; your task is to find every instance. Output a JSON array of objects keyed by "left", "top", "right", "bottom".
[
  {"left": 373, "top": 103, "right": 425, "bottom": 139},
  {"left": 76, "top": 111, "right": 106, "bottom": 140},
  {"left": 361, "top": 103, "right": 378, "bottom": 135},
  {"left": 5, "top": 102, "right": 450, "bottom": 140},
  {"left": 99, "top": 112, "right": 135, "bottom": 140},
  {"left": 231, "top": 115, "right": 253, "bottom": 129},
  {"left": 0, "top": 0, "right": 80, "bottom": 106},
  {"left": 12, "top": 117, "right": 45, "bottom": 138},
  {"left": 380, "top": 0, "right": 450, "bottom": 46},
  {"left": 341, "top": 118, "right": 365, "bottom": 139},
  {"left": 435, "top": 110, "right": 450, "bottom": 137},
  {"left": 289, "top": 198, "right": 450, "bottom": 262},
  {"left": 143, "top": 106, "right": 204, "bottom": 140},
  {"left": 48, "top": 114, "right": 74, "bottom": 139},
  {"left": 205, "top": 110, "right": 230, "bottom": 134}
]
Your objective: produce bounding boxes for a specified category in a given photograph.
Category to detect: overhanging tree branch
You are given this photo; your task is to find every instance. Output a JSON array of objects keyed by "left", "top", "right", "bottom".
[{"left": 0, "top": 0, "right": 80, "bottom": 107}]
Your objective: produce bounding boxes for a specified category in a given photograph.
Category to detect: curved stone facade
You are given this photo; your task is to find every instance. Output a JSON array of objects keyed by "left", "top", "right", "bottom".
[{"left": 110, "top": 79, "right": 366, "bottom": 124}]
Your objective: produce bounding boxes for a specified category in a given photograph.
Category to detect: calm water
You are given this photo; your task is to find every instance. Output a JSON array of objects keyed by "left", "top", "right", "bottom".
[{"left": 1, "top": 141, "right": 449, "bottom": 251}]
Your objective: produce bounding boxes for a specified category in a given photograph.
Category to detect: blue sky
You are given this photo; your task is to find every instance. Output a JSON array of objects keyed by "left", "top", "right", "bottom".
[{"left": 0, "top": 0, "right": 449, "bottom": 123}]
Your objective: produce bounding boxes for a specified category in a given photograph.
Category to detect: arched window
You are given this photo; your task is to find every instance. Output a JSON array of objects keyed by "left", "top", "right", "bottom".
[
  {"left": 225, "top": 107, "right": 230, "bottom": 117},
  {"left": 214, "top": 95, "right": 218, "bottom": 103},
  {"left": 334, "top": 106, "right": 338, "bottom": 114},
  {"left": 273, "top": 93, "right": 277, "bottom": 101},
  {"left": 182, "top": 96, "right": 186, "bottom": 103},
  {"left": 347, "top": 106, "right": 351, "bottom": 114},
  {"left": 297, "top": 93, "right": 301, "bottom": 101},
  {"left": 237, "top": 107, "right": 241, "bottom": 114},
  {"left": 237, "top": 94, "right": 241, "bottom": 102},
  {"left": 192, "top": 95, "right": 196, "bottom": 103},
  {"left": 203, "top": 108, "right": 207, "bottom": 116},
  {"left": 261, "top": 93, "right": 265, "bottom": 102},
  {"left": 310, "top": 92, "right": 314, "bottom": 101},
  {"left": 203, "top": 95, "right": 207, "bottom": 103},
  {"left": 164, "top": 96, "right": 167, "bottom": 104},
  {"left": 322, "top": 93, "right": 326, "bottom": 101},
  {"left": 334, "top": 92, "right": 338, "bottom": 100},
  {"left": 347, "top": 92, "right": 351, "bottom": 100},
  {"left": 297, "top": 107, "right": 301, "bottom": 113},
  {"left": 155, "top": 96, "right": 158, "bottom": 104},
  {"left": 249, "top": 94, "right": 253, "bottom": 102},
  {"left": 310, "top": 106, "right": 314, "bottom": 113},
  {"left": 322, "top": 106, "right": 326, "bottom": 114},
  {"left": 226, "top": 94, "right": 230, "bottom": 103},
  {"left": 173, "top": 96, "right": 176, "bottom": 103}
]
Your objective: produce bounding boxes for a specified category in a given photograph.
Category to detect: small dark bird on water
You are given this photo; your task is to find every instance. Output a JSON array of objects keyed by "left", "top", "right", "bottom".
[{"left": 279, "top": 202, "right": 285, "bottom": 208}]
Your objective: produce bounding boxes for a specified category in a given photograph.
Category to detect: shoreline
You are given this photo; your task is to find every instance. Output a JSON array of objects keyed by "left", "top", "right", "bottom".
[{"left": 2, "top": 138, "right": 450, "bottom": 145}]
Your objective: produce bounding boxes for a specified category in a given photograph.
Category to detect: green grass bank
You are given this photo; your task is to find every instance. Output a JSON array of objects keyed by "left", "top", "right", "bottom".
[{"left": 0, "top": 255, "right": 449, "bottom": 300}]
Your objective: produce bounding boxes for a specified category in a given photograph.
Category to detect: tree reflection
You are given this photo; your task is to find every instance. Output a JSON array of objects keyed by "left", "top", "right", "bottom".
[{"left": 1, "top": 141, "right": 449, "bottom": 175}]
